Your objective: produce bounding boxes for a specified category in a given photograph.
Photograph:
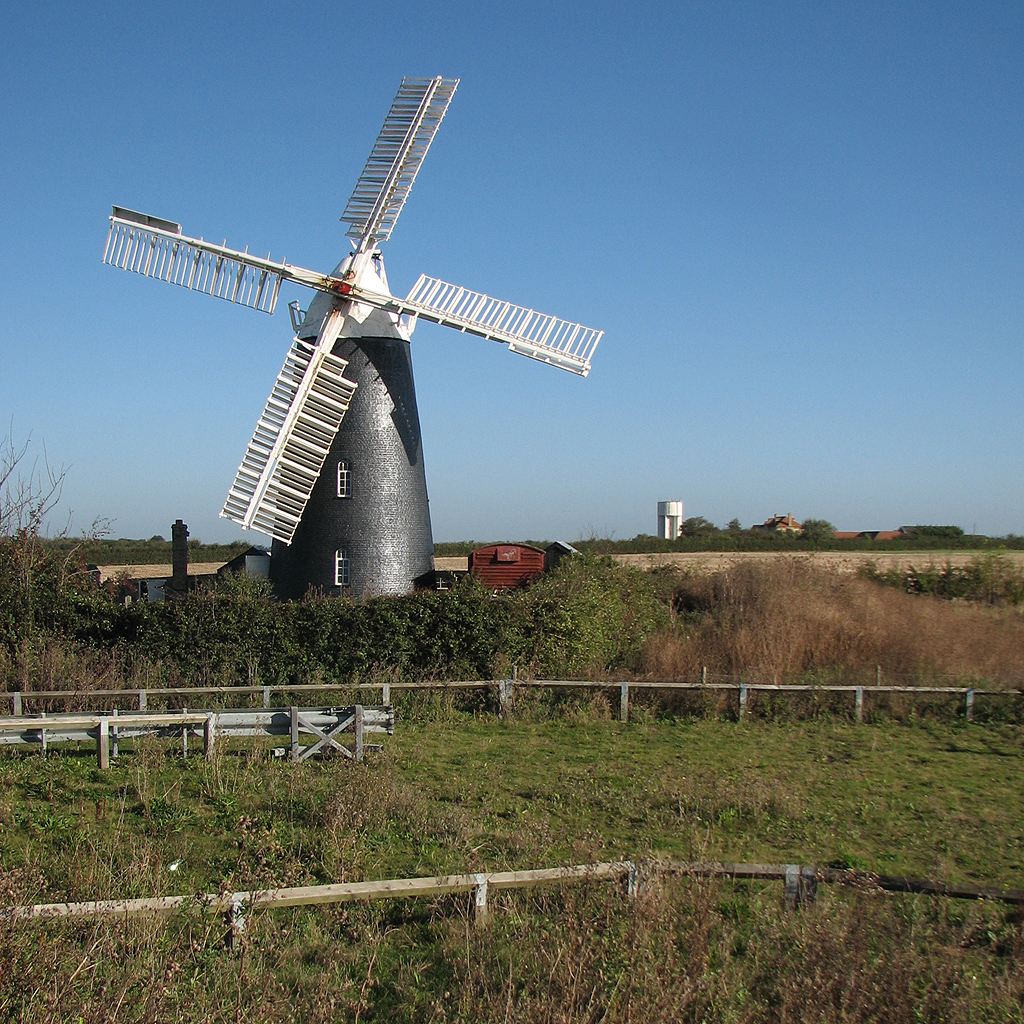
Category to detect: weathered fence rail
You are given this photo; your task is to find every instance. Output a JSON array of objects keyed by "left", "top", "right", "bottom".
[
  {"left": 0, "top": 705, "right": 393, "bottom": 766},
  {"left": 7, "top": 860, "right": 1023, "bottom": 937},
  {"left": 3, "top": 677, "right": 1020, "bottom": 724}
]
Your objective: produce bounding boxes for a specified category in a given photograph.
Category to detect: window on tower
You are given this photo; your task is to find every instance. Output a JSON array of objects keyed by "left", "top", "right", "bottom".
[
  {"left": 334, "top": 549, "right": 350, "bottom": 588},
  {"left": 336, "top": 460, "right": 351, "bottom": 498}
]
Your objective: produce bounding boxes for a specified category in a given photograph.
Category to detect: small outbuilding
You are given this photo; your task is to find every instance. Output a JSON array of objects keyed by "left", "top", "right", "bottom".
[
  {"left": 544, "top": 541, "right": 580, "bottom": 571},
  {"left": 217, "top": 546, "right": 271, "bottom": 579},
  {"left": 469, "top": 544, "right": 546, "bottom": 589}
]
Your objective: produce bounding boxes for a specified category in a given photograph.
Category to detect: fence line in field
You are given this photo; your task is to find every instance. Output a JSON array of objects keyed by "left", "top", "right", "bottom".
[
  {"left": 3, "top": 675, "right": 1021, "bottom": 724},
  {"left": 0, "top": 705, "right": 393, "bottom": 767},
  {"left": 7, "top": 859, "right": 1023, "bottom": 939}
]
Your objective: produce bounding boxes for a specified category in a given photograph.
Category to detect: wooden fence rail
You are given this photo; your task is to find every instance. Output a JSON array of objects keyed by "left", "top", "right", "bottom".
[
  {"left": 3, "top": 677, "right": 1020, "bottom": 724},
  {"left": 7, "top": 860, "right": 1023, "bottom": 937},
  {"left": 0, "top": 706, "right": 393, "bottom": 767}
]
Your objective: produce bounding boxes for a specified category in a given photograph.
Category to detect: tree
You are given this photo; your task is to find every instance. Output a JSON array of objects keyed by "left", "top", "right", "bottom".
[
  {"left": 1, "top": 427, "right": 65, "bottom": 540},
  {"left": 726, "top": 518, "right": 742, "bottom": 533},
  {"left": 680, "top": 517, "right": 718, "bottom": 538},
  {"left": 908, "top": 525, "right": 965, "bottom": 538},
  {"left": 801, "top": 519, "right": 836, "bottom": 545}
]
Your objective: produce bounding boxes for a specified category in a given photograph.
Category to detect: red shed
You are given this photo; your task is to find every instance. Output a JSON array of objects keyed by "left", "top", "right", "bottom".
[{"left": 469, "top": 544, "right": 546, "bottom": 588}]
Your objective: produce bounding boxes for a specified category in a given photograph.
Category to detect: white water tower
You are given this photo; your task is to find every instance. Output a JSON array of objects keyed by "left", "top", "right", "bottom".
[{"left": 657, "top": 500, "right": 683, "bottom": 539}]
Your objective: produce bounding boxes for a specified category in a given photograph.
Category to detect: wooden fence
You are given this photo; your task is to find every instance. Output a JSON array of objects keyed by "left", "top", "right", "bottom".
[
  {"left": 0, "top": 705, "right": 393, "bottom": 766},
  {"left": 7, "top": 860, "right": 1023, "bottom": 939},
  {"left": 3, "top": 676, "right": 1020, "bottom": 724}
]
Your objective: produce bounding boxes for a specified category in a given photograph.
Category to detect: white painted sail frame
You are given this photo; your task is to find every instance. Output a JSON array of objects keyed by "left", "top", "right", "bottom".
[
  {"left": 102, "top": 209, "right": 338, "bottom": 312},
  {"left": 220, "top": 309, "right": 357, "bottom": 544},
  {"left": 104, "top": 211, "right": 601, "bottom": 376},
  {"left": 399, "top": 275, "right": 601, "bottom": 376},
  {"left": 340, "top": 76, "right": 459, "bottom": 251}
]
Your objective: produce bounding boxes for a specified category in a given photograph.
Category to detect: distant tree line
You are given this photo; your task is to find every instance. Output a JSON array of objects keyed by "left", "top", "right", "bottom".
[{"left": 574, "top": 522, "right": 1023, "bottom": 555}]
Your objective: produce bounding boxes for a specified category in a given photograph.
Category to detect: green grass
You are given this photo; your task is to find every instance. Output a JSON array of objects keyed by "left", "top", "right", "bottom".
[
  {"left": 2, "top": 708, "right": 1024, "bottom": 1022},
  {"left": 3, "top": 709, "right": 1022, "bottom": 900},
  {"left": 398, "top": 712, "right": 1024, "bottom": 885}
]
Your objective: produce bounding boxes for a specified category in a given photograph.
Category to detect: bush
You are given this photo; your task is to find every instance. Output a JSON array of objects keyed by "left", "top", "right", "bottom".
[
  {"left": 0, "top": 555, "right": 676, "bottom": 689},
  {"left": 801, "top": 518, "right": 836, "bottom": 546}
]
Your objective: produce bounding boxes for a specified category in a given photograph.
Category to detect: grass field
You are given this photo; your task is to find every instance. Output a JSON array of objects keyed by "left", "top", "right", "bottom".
[
  {"left": 2, "top": 705, "right": 1023, "bottom": 1022},
  {"left": 3, "top": 549, "right": 1024, "bottom": 1021},
  {"left": 3, "top": 708, "right": 1023, "bottom": 898}
]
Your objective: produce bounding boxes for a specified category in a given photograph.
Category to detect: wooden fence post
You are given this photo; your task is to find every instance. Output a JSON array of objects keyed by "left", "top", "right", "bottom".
[
  {"left": 354, "top": 705, "right": 364, "bottom": 763},
  {"left": 620, "top": 681, "right": 629, "bottom": 724},
  {"left": 965, "top": 689, "right": 975, "bottom": 723},
  {"left": 855, "top": 686, "right": 864, "bottom": 724},
  {"left": 290, "top": 706, "right": 299, "bottom": 762},
  {"left": 701, "top": 665, "right": 707, "bottom": 686},
  {"left": 498, "top": 679, "right": 512, "bottom": 717},
  {"left": 784, "top": 864, "right": 799, "bottom": 909},
  {"left": 262, "top": 685, "right": 270, "bottom": 709},
  {"left": 138, "top": 689, "right": 147, "bottom": 711},
  {"left": 739, "top": 684, "right": 748, "bottom": 720},
  {"left": 473, "top": 874, "right": 489, "bottom": 929},
  {"left": 876, "top": 665, "right": 881, "bottom": 687},
  {"left": 181, "top": 708, "right": 188, "bottom": 759},
  {"left": 98, "top": 717, "right": 109, "bottom": 770},
  {"left": 40, "top": 713, "right": 46, "bottom": 757},
  {"left": 800, "top": 865, "right": 818, "bottom": 904},
  {"left": 381, "top": 683, "right": 390, "bottom": 706},
  {"left": 227, "top": 895, "right": 245, "bottom": 949},
  {"left": 204, "top": 714, "right": 216, "bottom": 761},
  {"left": 12, "top": 692, "right": 22, "bottom": 716},
  {"left": 111, "top": 707, "right": 119, "bottom": 759}
]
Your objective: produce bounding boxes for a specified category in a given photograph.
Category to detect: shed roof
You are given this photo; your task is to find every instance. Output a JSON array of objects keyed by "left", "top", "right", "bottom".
[{"left": 92, "top": 562, "right": 225, "bottom": 583}]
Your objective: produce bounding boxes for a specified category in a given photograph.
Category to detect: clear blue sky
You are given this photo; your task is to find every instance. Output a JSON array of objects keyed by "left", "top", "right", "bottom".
[{"left": 1, "top": 1, "right": 1021, "bottom": 543}]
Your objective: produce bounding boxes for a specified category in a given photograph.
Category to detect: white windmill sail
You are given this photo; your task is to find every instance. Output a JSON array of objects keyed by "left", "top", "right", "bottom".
[
  {"left": 102, "top": 208, "right": 290, "bottom": 314},
  {"left": 340, "top": 76, "right": 459, "bottom": 250},
  {"left": 220, "top": 310, "right": 358, "bottom": 545},
  {"left": 399, "top": 275, "right": 603, "bottom": 376}
]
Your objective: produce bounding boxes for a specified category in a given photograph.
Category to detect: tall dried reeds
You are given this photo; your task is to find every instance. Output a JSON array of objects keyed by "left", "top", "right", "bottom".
[{"left": 643, "top": 559, "right": 1024, "bottom": 686}]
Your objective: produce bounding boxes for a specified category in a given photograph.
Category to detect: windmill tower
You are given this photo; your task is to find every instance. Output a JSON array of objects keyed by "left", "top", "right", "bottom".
[{"left": 103, "top": 77, "right": 602, "bottom": 598}]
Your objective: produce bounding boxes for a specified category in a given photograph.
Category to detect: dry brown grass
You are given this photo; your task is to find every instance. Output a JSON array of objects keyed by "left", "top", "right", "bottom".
[
  {"left": 642, "top": 559, "right": 1024, "bottom": 686},
  {"left": 4, "top": 874, "right": 1020, "bottom": 1023},
  {"left": 454, "top": 877, "right": 1024, "bottom": 1024}
]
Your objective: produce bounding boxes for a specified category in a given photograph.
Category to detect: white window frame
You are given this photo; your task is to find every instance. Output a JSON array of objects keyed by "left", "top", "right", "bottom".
[
  {"left": 336, "top": 459, "right": 351, "bottom": 498},
  {"left": 334, "top": 549, "right": 350, "bottom": 588}
]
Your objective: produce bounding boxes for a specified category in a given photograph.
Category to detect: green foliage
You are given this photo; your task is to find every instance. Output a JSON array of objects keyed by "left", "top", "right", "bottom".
[
  {"left": 907, "top": 525, "right": 966, "bottom": 538},
  {"left": 517, "top": 557, "right": 672, "bottom": 676},
  {"left": 0, "top": 554, "right": 673, "bottom": 688},
  {"left": 801, "top": 518, "right": 836, "bottom": 545},
  {"left": 862, "top": 555, "right": 1024, "bottom": 605},
  {"left": 39, "top": 536, "right": 252, "bottom": 566},
  {"left": 681, "top": 516, "right": 718, "bottom": 537},
  {"left": 576, "top": 530, "right": 1024, "bottom": 554}
]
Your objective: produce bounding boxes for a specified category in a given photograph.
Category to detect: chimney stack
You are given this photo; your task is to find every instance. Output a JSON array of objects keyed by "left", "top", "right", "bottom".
[{"left": 171, "top": 519, "right": 189, "bottom": 595}]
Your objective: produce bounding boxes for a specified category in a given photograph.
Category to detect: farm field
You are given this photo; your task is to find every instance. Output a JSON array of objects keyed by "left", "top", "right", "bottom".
[
  {"left": 434, "top": 549, "right": 1024, "bottom": 574},
  {"left": 3, "top": 712, "right": 1022, "bottom": 899},
  {"left": 2, "top": 709, "right": 1023, "bottom": 1022},
  {"left": 3, "top": 541, "right": 1024, "bottom": 1019}
]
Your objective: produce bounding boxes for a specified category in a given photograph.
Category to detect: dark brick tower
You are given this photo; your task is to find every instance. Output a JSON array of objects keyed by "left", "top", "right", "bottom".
[{"left": 269, "top": 334, "right": 433, "bottom": 599}]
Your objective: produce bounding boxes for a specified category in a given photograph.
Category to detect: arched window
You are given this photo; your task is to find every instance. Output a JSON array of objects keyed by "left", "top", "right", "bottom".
[
  {"left": 336, "top": 460, "right": 351, "bottom": 498},
  {"left": 334, "top": 549, "right": 350, "bottom": 588}
]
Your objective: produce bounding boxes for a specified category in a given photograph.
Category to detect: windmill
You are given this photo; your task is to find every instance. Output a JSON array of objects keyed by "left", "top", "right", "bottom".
[{"left": 103, "top": 77, "right": 602, "bottom": 598}]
